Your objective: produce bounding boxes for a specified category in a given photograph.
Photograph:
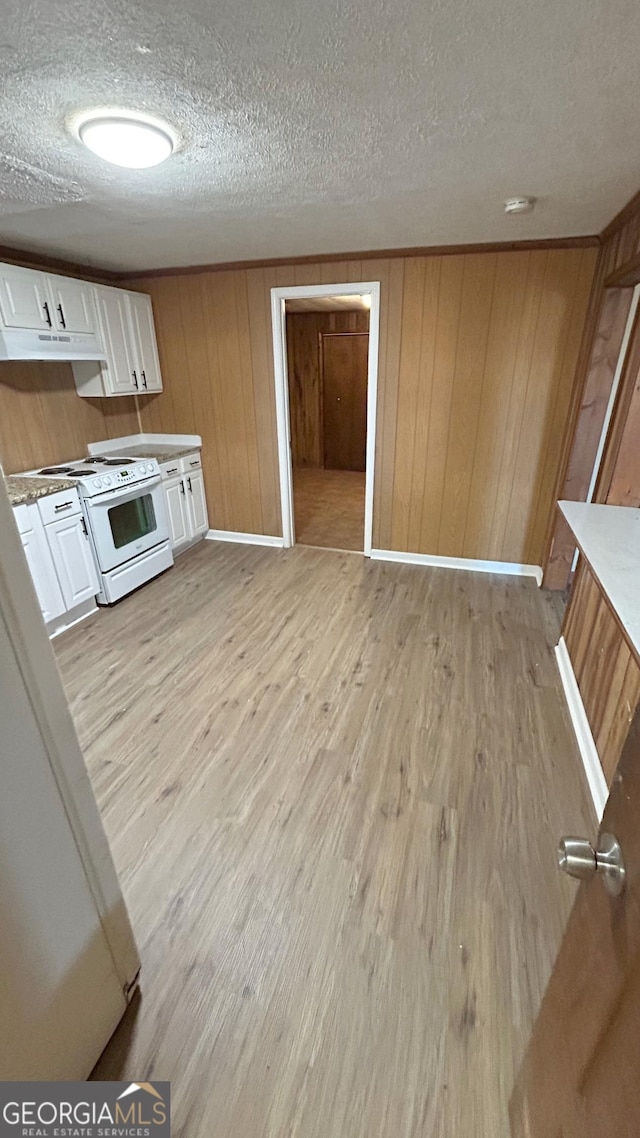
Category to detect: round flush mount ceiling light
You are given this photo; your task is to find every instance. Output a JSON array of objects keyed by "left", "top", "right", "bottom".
[
  {"left": 71, "top": 109, "right": 176, "bottom": 169},
  {"left": 504, "top": 196, "right": 535, "bottom": 215}
]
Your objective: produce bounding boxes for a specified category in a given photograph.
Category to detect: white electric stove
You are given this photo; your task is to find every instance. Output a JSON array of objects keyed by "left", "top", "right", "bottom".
[{"left": 26, "top": 454, "right": 173, "bottom": 603}]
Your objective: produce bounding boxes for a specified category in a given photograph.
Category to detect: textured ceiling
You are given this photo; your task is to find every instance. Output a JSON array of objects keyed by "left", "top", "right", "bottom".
[{"left": 1, "top": 0, "right": 639, "bottom": 272}]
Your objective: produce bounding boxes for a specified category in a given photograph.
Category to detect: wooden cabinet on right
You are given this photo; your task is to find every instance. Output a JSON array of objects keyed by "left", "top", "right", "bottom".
[{"left": 562, "top": 557, "right": 640, "bottom": 785}]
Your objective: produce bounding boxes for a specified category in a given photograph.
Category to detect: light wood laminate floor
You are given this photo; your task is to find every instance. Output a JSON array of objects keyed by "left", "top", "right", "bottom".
[
  {"left": 293, "top": 467, "right": 365, "bottom": 551},
  {"left": 54, "top": 542, "right": 593, "bottom": 1137}
]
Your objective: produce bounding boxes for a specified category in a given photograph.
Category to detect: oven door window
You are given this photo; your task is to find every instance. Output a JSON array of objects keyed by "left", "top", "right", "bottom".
[{"left": 108, "top": 493, "right": 157, "bottom": 549}]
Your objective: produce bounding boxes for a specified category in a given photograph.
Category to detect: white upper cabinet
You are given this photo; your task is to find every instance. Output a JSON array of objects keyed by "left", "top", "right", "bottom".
[
  {"left": 93, "top": 288, "right": 138, "bottom": 395},
  {"left": 0, "top": 265, "right": 53, "bottom": 331},
  {"left": 47, "top": 275, "right": 97, "bottom": 335},
  {"left": 126, "top": 291, "right": 163, "bottom": 392},
  {"left": 72, "top": 286, "right": 163, "bottom": 398}
]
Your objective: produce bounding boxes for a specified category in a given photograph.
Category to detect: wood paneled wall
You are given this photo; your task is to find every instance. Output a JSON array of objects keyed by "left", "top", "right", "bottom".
[
  {"left": 563, "top": 558, "right": 640, "bottom": 784},
  {"left": 0, "top": 361, "right": 139, "bottom": 473},
  {"left": 128, "top": 246, "right": 596, "bottom": 560},
  {"left": 545, "top": 189, "right": 640, "bottom": 588},
  {"left": 286, "top": 310, "right": 369, "bottom": 468}
]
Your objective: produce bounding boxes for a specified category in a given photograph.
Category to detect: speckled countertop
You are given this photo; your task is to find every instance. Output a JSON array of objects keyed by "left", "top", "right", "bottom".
[
  {"left": 5, "top": 474, "right": 77, "bottom": 506},
  {"left": 104, "top": 444, "right": 200, "bottom": 464}
]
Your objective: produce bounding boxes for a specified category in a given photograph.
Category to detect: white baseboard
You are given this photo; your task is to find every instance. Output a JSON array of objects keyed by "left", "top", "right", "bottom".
[
  {"left": 206, "top": 530, "right": 285, "bottom": 548},
  {"left": 47, "top": 597, "right": 98, "bottom": 640},
  {"left": 370, "top": 548, "right": 543, "bottom": 585},
  {"left": 555, "top": 637, "right": 608, "bottom": 821}
]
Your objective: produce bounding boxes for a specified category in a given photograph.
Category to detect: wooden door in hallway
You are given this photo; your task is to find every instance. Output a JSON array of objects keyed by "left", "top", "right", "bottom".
[
  {"left": 321, "top": 332, "right": 368, "bottom": 471},
  {"left": 510, "top": 706, "right": 640, "bottom": 1137}
]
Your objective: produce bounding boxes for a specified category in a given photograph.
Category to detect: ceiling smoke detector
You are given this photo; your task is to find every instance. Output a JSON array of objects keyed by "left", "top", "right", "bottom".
[
  {"left": 70, "top": 109, "right": 176, "bottom": 169},
  {"left": 504, "top": 196, "right": 535, "bottom": 215}
]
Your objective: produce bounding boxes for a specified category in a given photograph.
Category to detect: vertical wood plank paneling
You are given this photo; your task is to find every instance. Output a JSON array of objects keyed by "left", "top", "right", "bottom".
[
  {"left": 417, "top": 255, "right": 465, "bottom": 553},
  {"left": 438, "top": 253, "right": 497, "bottom": 556},
  {"left": 527, "top": 249, "right": 599, "bottom": 562},
  {"left": 0, "top": 361, "right": 138, "bottom": 473},
  {"left": 246, "top": 268, "right": 282, "bottom": 536},
  {"left": 390, "top": 258, "right": 427, "bottom": 550},
  {"left": 488, "top": 252, "right": 548, "bottom": 558},
  {"left": 372, "top": 258, "right": 403, "bottom": 550},
  {"left": 462, "top": 251, "right": 529, "bottom": 558},
  {"left": 407, "top": 258, "right": 440, "bottom": 546},
  {"left": 130, "top": 245, "right": 595, "bottom": 558}
]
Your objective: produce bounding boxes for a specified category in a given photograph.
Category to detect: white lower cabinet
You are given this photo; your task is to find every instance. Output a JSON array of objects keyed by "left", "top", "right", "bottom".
[
  {"left": 185, "top": 469, "right": 208, "bottom": 538},
  {"left": 164, "top": 476, "right": 191, "bottom": 552},
  {"left": 13, "top": 490, "right": 99, "bottom": 632},
  {"left": 161, "top": 452, "right": 208, "bottom": 553},
  {"left": 14, "top": 506, "right": 66, "bottom": 623},
  {"left": 44, "top": 513, "right": 100, "bottom": 609}
]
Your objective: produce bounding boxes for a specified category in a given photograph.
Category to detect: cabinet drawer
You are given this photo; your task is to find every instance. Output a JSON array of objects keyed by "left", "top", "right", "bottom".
[
  {"left": 160, "top": 459, "right": 182, "bottom": 480},
  {"left": 180, "top": 451, "right": 202, "bottom": 474},
  {"left": 37, "top": 488, "right": 82, "bottom": 525}
]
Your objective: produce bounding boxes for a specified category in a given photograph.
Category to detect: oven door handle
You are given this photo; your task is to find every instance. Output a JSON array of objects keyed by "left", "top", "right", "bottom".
[{"left": 85, "top": 475, "right": 161, "bottom": 506}]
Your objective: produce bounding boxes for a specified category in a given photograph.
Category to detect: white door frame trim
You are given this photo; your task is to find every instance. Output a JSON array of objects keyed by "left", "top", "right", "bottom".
[{"left": 270, "top": 281, "right": 381, "bottom": 554}]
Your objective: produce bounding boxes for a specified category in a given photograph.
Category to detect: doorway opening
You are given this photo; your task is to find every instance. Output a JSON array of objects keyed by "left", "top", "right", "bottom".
[{"left": 270, "top": 282, "right": 380, "bottom": 554}]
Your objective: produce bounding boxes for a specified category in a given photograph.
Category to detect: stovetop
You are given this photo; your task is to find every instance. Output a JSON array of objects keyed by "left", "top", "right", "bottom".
[{"left": 24, "top": 454, "right": 160, "bottom": 497}]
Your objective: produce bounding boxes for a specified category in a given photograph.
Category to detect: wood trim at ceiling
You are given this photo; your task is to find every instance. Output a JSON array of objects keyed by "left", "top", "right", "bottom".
[
  {"left": 600, "top": 187, "right": 640, "bottom": 243},
  {"left": 117, "top": 235, "right": 600, "bottom": 281},
  {"left": 0, "top": 244, "right": 118, "bottom": 283}
]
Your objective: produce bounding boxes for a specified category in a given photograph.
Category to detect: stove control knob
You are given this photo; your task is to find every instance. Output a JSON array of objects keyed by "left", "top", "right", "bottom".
[
  {"left": 146, "top": 463, "right": 154, "bottom": 473},
  {"left": 93, "top": 478, "right": 102, "bottom": 489},
  {"left": 103, "top": 476, "right": 112, "bottom": 486},
  {"left": 138, "top": 464, "right": 146, "bottom": 475}
]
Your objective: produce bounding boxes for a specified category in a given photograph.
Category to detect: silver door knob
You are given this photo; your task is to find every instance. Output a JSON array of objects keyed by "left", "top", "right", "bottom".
[{"left": 558, "top": 833, "right": 625, "bottom": 897}]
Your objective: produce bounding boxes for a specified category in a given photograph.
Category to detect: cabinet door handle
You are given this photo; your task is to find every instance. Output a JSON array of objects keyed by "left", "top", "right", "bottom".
[
  {"left": 180, "top": 480, "right": 185, "bottom": 495},
  {"left": 80, "top": 517, "right": 88, "bottom": 536},
  {"left": 54, "top": 500, "right": 74, "bottom": 512},
  {"left": 132, "top": 370, "right": 139, "bottom": 390},
  {"left": 141, "top": 370, "right": 148, "bottom": 389},
  {"left": 187, "top": 476, "right": 192, "bottom": 492},
  {"left": 43, "top": 301, "right": 52, "bottom": 327},
  {"left": 57, "top": 303, "right": 66, "bottom": 329}
]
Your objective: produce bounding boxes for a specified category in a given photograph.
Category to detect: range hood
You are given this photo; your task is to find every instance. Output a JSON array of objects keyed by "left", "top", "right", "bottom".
[{"left": 0, "top": 326, "right": 106, "bottom": 362}]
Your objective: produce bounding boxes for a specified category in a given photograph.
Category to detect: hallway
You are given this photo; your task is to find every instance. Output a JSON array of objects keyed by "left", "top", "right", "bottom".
[{"left": 293, "top": 467, "right": 366, "bottom": 551}]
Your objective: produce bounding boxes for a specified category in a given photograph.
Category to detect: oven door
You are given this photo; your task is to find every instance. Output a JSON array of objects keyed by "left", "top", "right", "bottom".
[{"left": 84, "top": 477, "right": 169, "bottom": 573}]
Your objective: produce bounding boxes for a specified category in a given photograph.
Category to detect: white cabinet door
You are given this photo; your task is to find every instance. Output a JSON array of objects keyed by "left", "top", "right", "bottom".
[
  {"left": 44, "top": 515, "right": 100, "bottom": 609},
  {"left": 0, "top": 265, "right": 52, "bottom": 331},
  {"left": 126, "top": 292, "right": 163, "bottom": 391},
  {"left": 185, "top": 469, "right": 209, "bottom": 537},
  {"left": 18, "top": 509, "right": 66, "bottom": 623},
  {"left": 94, "top": 287, "right": 138, "bottom": 395},
  {"left": 47, "top": 275, "right": 97, "bottom": 335},
  {"left": 163, "top": 476, "right": 191, "bottom": 551}
]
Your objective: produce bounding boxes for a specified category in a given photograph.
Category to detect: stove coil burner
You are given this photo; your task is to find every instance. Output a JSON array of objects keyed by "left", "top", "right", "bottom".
[
  {"left": 91, "top": 456, "right": 137, "bottom": 466},
  {"left": 38, "top": 466, "right": 75, "bottom": 475}
]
